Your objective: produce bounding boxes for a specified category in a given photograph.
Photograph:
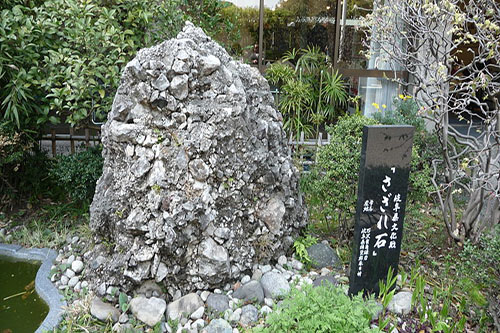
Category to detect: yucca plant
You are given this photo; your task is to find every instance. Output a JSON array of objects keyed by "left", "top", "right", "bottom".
[{"left": 266, "top": 46, "right": 347, "bottom": 140}]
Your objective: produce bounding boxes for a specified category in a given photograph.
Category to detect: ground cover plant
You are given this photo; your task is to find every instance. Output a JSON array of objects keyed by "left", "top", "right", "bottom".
[{"left": 256, "top": 283, "right": 380, "bottom": 333}]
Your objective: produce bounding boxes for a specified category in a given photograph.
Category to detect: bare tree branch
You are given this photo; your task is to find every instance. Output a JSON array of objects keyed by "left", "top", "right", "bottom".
[{"left": 363, "top": 0, "right": 500, "bottom": 242}]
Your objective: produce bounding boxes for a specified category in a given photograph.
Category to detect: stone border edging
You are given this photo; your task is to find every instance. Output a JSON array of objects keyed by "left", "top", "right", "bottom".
[{"left": 0, "top": 243, "right": 66, "bottom": 333}]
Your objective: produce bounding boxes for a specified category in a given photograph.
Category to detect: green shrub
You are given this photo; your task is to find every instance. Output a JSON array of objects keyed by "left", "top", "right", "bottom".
[
  {"left": 300, "top": 114, "right": 377, "bottom": 233},
  {"left": 50, "top": 146, "right": 103, "bottom": 205},
  {"left": 372, "top": 96, "right": 425, "bottom": 132},
  {"left": 257, "top": 283, "right": 379, "bottom": 332},
  {"left": 301, "top": 112, "right": 435, "bottom": 234},
  {"left": 0, "top": 123, "right": 60, "bottom": 205},
  {"left": 0, "top": 0, "right": 239, "bottom": 130},
  {"left": 1, "top": 1, "right": 238, "bottom": 203},
  {"left": 457, "top": 225, "right": 500, "bottom": 311}
]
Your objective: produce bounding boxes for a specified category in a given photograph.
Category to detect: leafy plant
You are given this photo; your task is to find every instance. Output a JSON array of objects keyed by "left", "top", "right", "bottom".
[
  {"left": 266, "top": 46, "right": 347, "bottom": 139},
  {"left": 300, "top": 114, "right": 377, "bottom": 236},
  {"left": 374, "top": 266, "right": 398, "bottom": 330},
  {"left": 1, "top": 1, "right": 178, "bottom": 128},
  {"left": 378, "top": 266, "right": 397, "bottom": 308},
  {"left": 454, "top": 225, "right": 500, "bottom": 327},
  {"left": 293, "top": 234, "right": 318, "bottom": 265},
  {"left": 301, "top": 111, "right": 436, "bottom": 237},
  {"left": 119, "top": 292, "right": 129, "bottom": 312},
  {"left": 49, "top": 146, "right": 104, "bottom": 205},
  {"left": 372, "top": 95, "right": 425, "bottom": 132},
  {"left": 257, "top": 283, "right": 380, "bottom": 332},
  {"left": 410, "top": 271, "right": 467, "bottom": 333}
]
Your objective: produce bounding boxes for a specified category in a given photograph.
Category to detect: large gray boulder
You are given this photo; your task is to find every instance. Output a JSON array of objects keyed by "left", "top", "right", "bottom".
[
  {"left": 129, "top": 296, "right": 166, "bottom": 327},
  {"left": 306, "top": 243, "right": 341, "bottom": 269},
  {"left": 166, "top": 293, "right": 204, "bottom": 321},
  {"left": 90, "top": 297, "right": 120, "bottom": 323},
  {"left": 260, "top": 271, "right": 290, "bottom": 299},
  {"left": 88, "top": 22, "right": 307, "bottom": 295}
]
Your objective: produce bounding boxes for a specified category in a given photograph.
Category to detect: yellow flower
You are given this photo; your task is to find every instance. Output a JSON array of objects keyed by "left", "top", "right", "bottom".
[
  {"left": 371, "top": 102, "right": 380, "bottom": 109},
  {"left": 382, "top": 104, "right": 387, "bottom": 109}
]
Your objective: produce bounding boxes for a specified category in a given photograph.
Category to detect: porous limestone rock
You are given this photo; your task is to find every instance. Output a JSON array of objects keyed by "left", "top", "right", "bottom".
[{"left": 88, "top": 21, "right": 307, "bottom": 295}]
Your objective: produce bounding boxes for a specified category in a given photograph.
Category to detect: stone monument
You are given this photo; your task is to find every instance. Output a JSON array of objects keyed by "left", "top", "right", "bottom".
[
  {"left": 348, "top": 125, "right": 414, "bottom": 296},
  {"left": 88, "top": 22, "right": 307, "bottom": 296}
]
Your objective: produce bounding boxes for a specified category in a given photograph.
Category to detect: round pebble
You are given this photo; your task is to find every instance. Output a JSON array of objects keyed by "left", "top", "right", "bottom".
[
  {"left": 65, "top": 269, "right": 75, "bottom": 278},
  {"left": 66, "top": 255, "right": 75, "bottom": 265},
  {"left": 68, "top": 276, "right": 79, "bottom": 288},
  {"left": 260, "top": 305, "right": 273, "bottom": 315},
  {"left": 264, "top": 298, "right": 274, "bottom": 307},
  {"left": 260, "top": 265, "right": 272, "bottom": 274},
  {"left": 60, "top": 275, "right": 69, "bottom": 285},
  {"left": 192, "top": 319, "right": 205, "bottom": 329},
  {"left": 190, "top": 306, "right": 205, "bottom": 320},
  {"left": 200, "top": 291, "right": 210, "bottom": 302},
  {"left": 71, "top": 260, "right": 84, "bottom": 274},
  {"left": 241, "top": 275, "right": 251, "bottom": 284},
  {"left": 229, "top": 308, "right": 241, "bottom": 322}
]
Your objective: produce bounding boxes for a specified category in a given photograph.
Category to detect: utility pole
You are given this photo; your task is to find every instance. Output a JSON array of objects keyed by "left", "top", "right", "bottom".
[{"left": 258, "top": 0, "right": 264, "bottom": 73}]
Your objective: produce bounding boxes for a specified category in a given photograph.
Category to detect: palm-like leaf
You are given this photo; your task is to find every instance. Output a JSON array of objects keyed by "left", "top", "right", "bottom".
[
  {"left": 280, "top": 79, "right": 314, "bottom": 139},
  {"left": 297, "top": 46, "right": 326, "bottom": 74},
  {"left": 266, "top": 62, "right": 295, "bottom": 86},
  {"left": 280, "top": 79, "right": 313, "bottom": 115},
  {"left": 271, "top": 47, "right": 348, "bottom": 139},
  {"left": 282, "top": 48, "right": 299, "bottom": 64},
  {"left": 322, "top": 70, "right": 347, "bottom": 106}
]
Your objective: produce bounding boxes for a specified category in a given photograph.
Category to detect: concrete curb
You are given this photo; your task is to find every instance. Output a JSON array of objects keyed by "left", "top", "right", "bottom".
[{"left": 0, "top": 243, "right": 66, "bottom": 332}]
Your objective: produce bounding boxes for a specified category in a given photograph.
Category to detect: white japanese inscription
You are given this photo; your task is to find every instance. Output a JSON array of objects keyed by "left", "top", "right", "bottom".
[
  {"left": 363, "top": 199, "right": 374, "bottom": 212},
  {"left": 356, "top": 227, "right": 371, "bottom": 277}
]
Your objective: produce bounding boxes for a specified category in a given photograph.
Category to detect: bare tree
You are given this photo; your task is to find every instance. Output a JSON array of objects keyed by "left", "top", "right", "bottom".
[{"left": 362, "top": 0, "right": 500, "bottom": 242}]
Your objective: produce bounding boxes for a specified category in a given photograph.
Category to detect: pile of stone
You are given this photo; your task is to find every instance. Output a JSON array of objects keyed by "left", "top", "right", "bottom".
[
  {"left": 89, "top": 248, "right": 344, "bottom": 332},
  {"left": 51, "top": 234, "right": 414, "bottom": 332},
  {"left": 51, "top": 236, "right": 88, "bottom": 293},
  {"left": 88, "top": 21, "right": 307, "bottom": 295}
]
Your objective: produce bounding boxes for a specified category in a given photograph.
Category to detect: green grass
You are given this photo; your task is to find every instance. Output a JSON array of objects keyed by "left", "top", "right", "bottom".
[
  {"left": 255, "top": 283, "right": 380, "bottom": 333},
  {"left": 0, "top": 201, "right": 91, "bottom": 249}
]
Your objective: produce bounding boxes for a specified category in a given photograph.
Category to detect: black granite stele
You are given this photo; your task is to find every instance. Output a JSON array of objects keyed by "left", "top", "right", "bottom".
[{"left": 348, "top": 125, "right": 414, "bottom": 296}]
